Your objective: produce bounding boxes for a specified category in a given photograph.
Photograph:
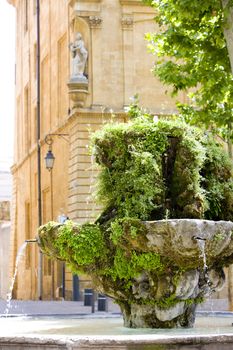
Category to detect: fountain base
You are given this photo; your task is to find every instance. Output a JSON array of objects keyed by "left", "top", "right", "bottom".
[
  {"left": 122, "top": 302, "right": 197, "bottom": 328},
  {"left": 0, "top": 315, "right": 232, "bottom": 349}
]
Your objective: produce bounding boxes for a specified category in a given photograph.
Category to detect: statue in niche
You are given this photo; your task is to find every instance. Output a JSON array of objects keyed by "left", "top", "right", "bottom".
[{"left": 69, "top": 32, "right": 88, "bottom": 81}]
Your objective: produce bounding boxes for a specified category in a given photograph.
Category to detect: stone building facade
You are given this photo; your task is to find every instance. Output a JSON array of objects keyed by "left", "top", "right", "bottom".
[
  {"left": 0, "top": 164, "right": 12, "bottom": 221},
  {"left": 8, "top": 0, "right": 185, "bottom": 300},
  {"left": 0, "top": 164, "right": 12, "bottom": 299}
]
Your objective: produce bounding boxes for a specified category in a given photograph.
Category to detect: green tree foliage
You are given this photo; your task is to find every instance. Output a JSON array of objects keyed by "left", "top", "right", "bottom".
[{"left": 144, "top": 0, "right": 233, "bottom": 142}]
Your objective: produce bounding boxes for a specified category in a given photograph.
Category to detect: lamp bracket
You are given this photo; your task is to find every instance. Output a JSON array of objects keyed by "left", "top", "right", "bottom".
[{"left": 45, "top": 133, "right": 69, "bottom": 145}]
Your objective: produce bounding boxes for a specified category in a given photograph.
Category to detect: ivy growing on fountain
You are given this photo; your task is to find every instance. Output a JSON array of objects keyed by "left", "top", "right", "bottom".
[
  {"left": 91, "top": 107, "right": 233, "bottom": 222},
  {"left": 38, "top": 104, "right": 233, "bottom": 328}
]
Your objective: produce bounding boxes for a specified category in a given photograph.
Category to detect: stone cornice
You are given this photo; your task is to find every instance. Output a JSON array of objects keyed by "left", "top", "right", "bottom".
[
  {"left": 7, "top": 0, "right": 15, "bottom": 6},
  {"left": 119, "top": 0, "right": 147, "bottom": 5},
  {"left": 69, "top": 0, "right": 101, "bottom": 19},
  {"left": 10, "top": 163, "right": 17, "bottom": 175},
  {"left": 69, "top": 0, "right": 101, "bottom": 6},
  {"left": 67, "top": 107, "right": 128, "bottom": 122}
]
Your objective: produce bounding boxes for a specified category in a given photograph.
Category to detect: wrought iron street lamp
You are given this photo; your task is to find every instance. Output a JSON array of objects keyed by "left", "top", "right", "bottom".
[
  {"left": 44, "top": 132, "right": 69, "bottom": 300},
  {"left": 45, "top": 150, "right": 55, "bottom": 171},
  {"left": 44, "top": 133, "right": 68, "bottom": 171},
  {"left": 44, "top": 134, "right": 56, "bottom": 171}
]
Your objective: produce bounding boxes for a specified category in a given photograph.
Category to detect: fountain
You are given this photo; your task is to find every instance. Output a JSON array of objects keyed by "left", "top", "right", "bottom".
[
  {"left": 38, "top": 114, "right": 233, "bottom": 329},
  {"left": 1, "top": 113, "right": 233, "bottom": 349}
]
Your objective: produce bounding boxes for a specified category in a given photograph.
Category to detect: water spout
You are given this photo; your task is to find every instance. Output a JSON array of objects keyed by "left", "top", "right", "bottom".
[
  {"left": 192, "top": 236, "right": 206, "bottom": 241},
  {"left": 25, "top": 239, "right": 38, "bottom": 243}
]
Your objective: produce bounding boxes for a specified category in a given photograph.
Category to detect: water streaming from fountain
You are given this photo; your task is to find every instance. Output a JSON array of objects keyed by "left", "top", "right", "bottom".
[
  {"left": 4, "top": 240, "right": 38, "bottom": 315},
  {"left": 5, "top": 242, "right": 28, "bottom": 315},
  {"left": 195, "top": 237, "right": 208, "bottom": 270},
  {"left": 193, "top": 236, "right": 212, "bottom": 296}
]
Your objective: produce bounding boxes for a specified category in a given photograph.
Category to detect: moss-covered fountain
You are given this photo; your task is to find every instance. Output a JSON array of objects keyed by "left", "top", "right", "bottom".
[{"left": 38, "top": 110, "right": 233, "bottom": 329}]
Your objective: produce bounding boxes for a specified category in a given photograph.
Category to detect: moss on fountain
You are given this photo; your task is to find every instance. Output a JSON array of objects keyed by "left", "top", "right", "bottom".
[
  {"left": 38, "top": 107, "right": 233, "bottom": 328},
  {"left": 92, "top": 115, "right": 233, "bottom": 222}
]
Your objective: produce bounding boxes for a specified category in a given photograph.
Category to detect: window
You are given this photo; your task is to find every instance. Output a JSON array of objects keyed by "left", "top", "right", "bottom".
[
  {"left": 25, "top": 202, "right": 31, "bottom": 269},
  {"left": 16, "top": 96, "right": 21, "bottom": 160},
  {"left": 33, "top": 0, "right": 37, "bottom": 15},
  {"left": 34, "top": 43, "right": 37, "bottom": 80},
  {"left": 24, "top": 86, "right": 31, "bottom": 152},
  {"left": 24, "top": 0, "right": 28, "bottom": 33},
  {"left": 58, "top": 35, "right": 69, "bottom": 120},
  {"left": 34, "top": 105, "right": 37, "bottom": 144},
  {"left": 42, "top": 188, "right": 52, "bottom": 276},
  {"left": 44, "top": 256, "right": 52, "bottom": 276}
]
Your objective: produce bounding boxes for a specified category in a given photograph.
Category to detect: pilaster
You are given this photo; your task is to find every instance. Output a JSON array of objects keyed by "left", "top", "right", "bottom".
[{"left": 68, "top": 110, "right": 125, "bottom": 223}]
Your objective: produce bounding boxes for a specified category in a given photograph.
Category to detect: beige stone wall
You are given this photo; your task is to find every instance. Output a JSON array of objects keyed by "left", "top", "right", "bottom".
[
  {"left": 0, "top": 222, "right": 11, "bottom": 299},
  {"left": 0, "top": 202, "right": 10, "bottom": 221},
  {"left": 69, "top": 0, "right": 178, "bottom": 113},
  {"left": 11, "top": 0, "right": 71, "bottom": 300},
  {"left": 10, "top": 0, "right": 185, "bottom": 300}
]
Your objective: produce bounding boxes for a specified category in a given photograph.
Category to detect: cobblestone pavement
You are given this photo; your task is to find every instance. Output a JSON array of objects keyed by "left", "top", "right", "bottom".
[{"left": 0, "top": 298, "right": 228, "bottom": 316}]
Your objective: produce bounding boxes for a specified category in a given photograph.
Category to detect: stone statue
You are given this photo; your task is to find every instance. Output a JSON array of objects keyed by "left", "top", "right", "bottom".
[{"left": 69, "top": 32, "right": 88, "bottom": 80}]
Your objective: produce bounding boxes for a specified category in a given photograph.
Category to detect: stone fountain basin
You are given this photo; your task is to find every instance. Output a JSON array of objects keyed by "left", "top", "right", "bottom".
[
  {"left": 37, "top": 219, "right": 233, "bottom": 329},
  {"left": 141, "top": 219, "right": 233, "bottom": 268},
  {"left": 0, "top": 314, "right": 233, "bottom": 349},
  {"left": 38, "top": 219, "right": 233, "bottom": 270}
]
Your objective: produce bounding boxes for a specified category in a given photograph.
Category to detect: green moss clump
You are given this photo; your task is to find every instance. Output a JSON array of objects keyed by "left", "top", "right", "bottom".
[
  {"left": 92, "top": 112, "right": 233, "bottom": 222},
  {"left": 109, "top": 217, "right": 146, "bottom": 246},
  {"left": 200, "top": 138, "right": 233, "bottom": 221},
  {"left": 107, "top": 249, "right": 164, "bottom": 283},
  {"left": 38, "top": 221, "right": 108, "bottom": 274}
]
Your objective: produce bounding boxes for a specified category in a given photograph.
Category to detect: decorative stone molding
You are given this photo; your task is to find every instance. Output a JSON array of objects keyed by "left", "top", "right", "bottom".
[
  {"left": 69, "top": 0, "right": 101, "bottom": 6},
  {"left": 67, "top": 79, "right": 89, "bottom": 109},
  {"left": 119, "top": 0, "right": 144, "bottom": 5},
  {"left": 69, "top": 0, "right": 102, "bottom": 28},
  {"left": 7, "top": 0, "right": 15, "bottom": 5},
  {"left": 121, "top": 16, "right": 134, "bottom": 30},
  {"left": 89, "top": 16, "right": 102, "bottom": 28}
]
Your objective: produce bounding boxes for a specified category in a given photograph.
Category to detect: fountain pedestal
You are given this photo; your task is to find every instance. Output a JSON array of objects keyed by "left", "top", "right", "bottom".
[{"left": 121, "top": 302, "right": 197, "bottom": 328}]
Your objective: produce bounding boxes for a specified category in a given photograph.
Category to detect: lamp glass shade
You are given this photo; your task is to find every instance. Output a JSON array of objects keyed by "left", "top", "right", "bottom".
[{"left": 45, "top": 150, "right": 55, "bottom": 170}]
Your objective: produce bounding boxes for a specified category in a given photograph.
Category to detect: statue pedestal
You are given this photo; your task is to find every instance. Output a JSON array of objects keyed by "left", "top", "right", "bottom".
[{"left": 67, "top": 77, "right": 88, "bottom": 109}]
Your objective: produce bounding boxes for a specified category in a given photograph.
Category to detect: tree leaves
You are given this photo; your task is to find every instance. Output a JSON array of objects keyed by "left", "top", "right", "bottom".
[{"left": 145, "top": 0, "right": 233, "bottom": 141}]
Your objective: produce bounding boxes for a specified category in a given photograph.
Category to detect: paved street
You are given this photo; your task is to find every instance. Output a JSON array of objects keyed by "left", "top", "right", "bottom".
[
  {"left": 0, "top": 298, "right": 229, "bottom": 317},
  {"left": 0, "top": 299, "right": 121, "bottom": 316}
]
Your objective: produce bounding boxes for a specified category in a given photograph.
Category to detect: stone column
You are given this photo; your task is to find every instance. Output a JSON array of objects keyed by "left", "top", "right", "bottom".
[
  {"left": 121, "top": 15, "right": 134, "bottom": 107},
  {"left": 88, "top": 16, "right": 102, "bottom": 108}
]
